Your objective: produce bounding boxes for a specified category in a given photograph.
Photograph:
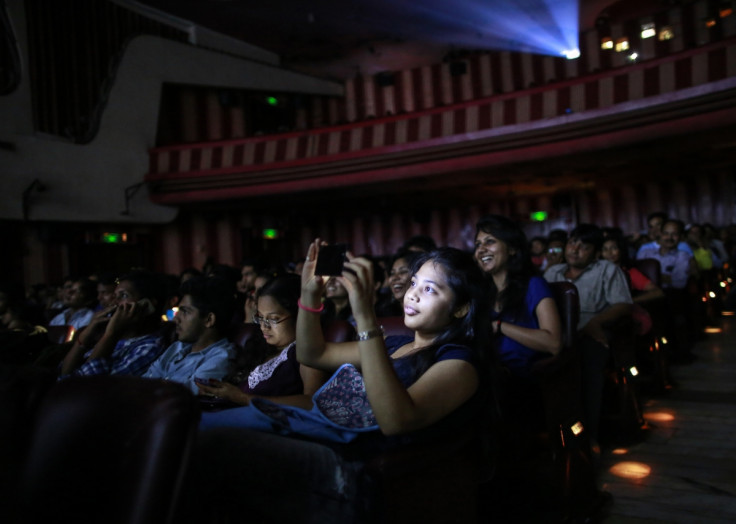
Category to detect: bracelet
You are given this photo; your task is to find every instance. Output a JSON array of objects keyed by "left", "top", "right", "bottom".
[
  {"left": 357, "top": 326, "right": 384, "bottom": 341},
  {"left": 297, "top": 298, "right": 325, "bottom": 313}
]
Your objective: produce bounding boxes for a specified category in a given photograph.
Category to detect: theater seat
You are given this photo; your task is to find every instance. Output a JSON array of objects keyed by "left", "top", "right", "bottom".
[
  {"left": 0, "top": 365, "right": 57, "bottom": 523},
  {"left": 230, "top": 322, "right": 261, "bottom": 349},
  {"left": 532, "top": 282, "right": 604, "bottom": 520},
  {"left": 483, "top": 282, "right": 604, "bottom": 522},
  {"left": 45, "top": 324, "right": 75, "bottom": 344},
  {"left": 632, "top": 258, "right": 670, "bottom": 394},
  {"left": 17, "top": 375, "right": 201, "bottom": 524},
  {"left": 323, "top": 317, "right": 356, "bottom": 342},
  {"left": 378, "top": 316, "right": 413, "bottom": 337}
]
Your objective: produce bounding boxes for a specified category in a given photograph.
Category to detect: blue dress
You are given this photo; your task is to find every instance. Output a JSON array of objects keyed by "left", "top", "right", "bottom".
[{"left": 493, "top": 276, "right": 553, "bottom": 377}]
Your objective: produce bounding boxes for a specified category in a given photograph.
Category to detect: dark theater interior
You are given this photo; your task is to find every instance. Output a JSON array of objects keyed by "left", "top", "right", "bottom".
[{"left": 1, "top": 0, "right": 735, "bottom": 522}]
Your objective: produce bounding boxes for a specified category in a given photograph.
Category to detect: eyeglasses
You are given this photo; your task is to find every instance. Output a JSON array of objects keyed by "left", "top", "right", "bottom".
[{"left": 253, "top": 315, "right": 291, "bottom": 328}]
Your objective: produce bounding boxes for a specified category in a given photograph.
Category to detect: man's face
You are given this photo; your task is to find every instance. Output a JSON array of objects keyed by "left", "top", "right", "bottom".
[
  {"left": 60, "top": 280, "right": 75, "bottom": 305},
  {"left": 238, "top": 265, "right": 257, "bottom": 294},
  {"left": 565, "top": 238, "right": 598, "bottom": 270},
  {"left": 67, "top": 282, "right": 91, "bottom": 309},
  {"left": 174, "top": 295, "right": 208, "bottom": 343},
  {"left": 660, "top": 223, "right": 680, "bottom": 251},
  {"left": 648, "top": 217, "right": 664, "bottom": 240},
  {"left": 97, "top": 283, "right": 117, "bottom": 308}
]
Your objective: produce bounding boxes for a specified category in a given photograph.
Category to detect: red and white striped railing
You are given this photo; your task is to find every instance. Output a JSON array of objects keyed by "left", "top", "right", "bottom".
[{"left": 146, "top": 38, "right": 736, "bottom": 203}]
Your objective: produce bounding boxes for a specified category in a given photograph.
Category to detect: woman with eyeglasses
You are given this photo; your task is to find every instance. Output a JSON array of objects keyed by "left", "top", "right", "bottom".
[{"left": 196, "top": 274, "right": 326, "bottom": 409}]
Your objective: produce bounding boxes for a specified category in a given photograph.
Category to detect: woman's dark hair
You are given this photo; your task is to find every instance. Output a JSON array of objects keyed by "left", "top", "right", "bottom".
[
  {"left": 255, "top": 274, "right": 301, "bottom": 318},
  {"left": 475, "top": 214, "right": 535, "bottom": 318},
  {"left": 390, "top": 248, "right": 422, "bottom": 270},
  {"left": 603, "top": 234, "right": 632, "bottom": 269},
  {"left": 401, "top": 235, "right": 437, "bottom": 253},
  {"left": 408, "top": 247, "right": 493, "bottom": 375}
]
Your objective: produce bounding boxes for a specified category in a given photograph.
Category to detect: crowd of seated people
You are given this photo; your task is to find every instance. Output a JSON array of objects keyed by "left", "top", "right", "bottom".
[{"left": 1, "top": 212, "right": 734, "bottom": 523}]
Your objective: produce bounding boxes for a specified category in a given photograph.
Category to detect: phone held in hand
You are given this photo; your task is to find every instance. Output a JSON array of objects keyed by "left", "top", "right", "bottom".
[
  {"left": 193, "top": 377, "right": 211, "bottom": 387},
  {"left": 315, "top": 244, "right": 348, "bottom": 276}
]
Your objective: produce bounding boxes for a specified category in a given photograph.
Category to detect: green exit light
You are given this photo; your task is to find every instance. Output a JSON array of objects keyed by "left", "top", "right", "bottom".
[
  {"left": 266, "top": 96, "right": 278, "bottom": 106},
  {"left": 102, "top": 232, "right": 122, "bottom": 243},
  {"left": 262, "top": 228, "right": 278, "bottom": 239},
  {"left": 530, "top": 211, "right": 548, "bottom": 222}
]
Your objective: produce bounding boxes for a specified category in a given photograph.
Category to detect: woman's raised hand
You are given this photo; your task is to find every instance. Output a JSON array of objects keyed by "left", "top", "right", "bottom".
[
  {"left": 339, "top": 254, "right": 376, "bottom": 322},
  {"left": 300, "top": 238, "right": 327, "bottom": 306}
]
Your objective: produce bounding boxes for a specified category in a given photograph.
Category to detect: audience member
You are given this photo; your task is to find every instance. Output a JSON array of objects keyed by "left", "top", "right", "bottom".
[
  {"left": 474, "top": 215, "right": 563, "bottom": 455},
  {"left": 637, "top": 219, "right": 696, "bottom": 290},
  {"left": 59, "top": 270, "right": 168, "bottom": 378},
  {"left": 186, "top": 241, "right": 492, "bottom": 522},
  {"left": 686, "top": 223, "right": 721, "bottom": 271},
  {"left": 47, "top": 277, "right": 96, "bottom": 331},
  {"left": 179, "top": 267, "right": 202, "bottom": 284},
  {"left": 529, "top": 236, "right": 548, "bottom": 271},
  {"left": 702, "top": 223, "right": 729, "bottom": 267},
  {"left": 197, "top": 274, "right": 326, "bottom": 415},
  {"left": 636, "top": 212, "right": 693, "bottom": 257},
  {"left": 323, "top": 275, "right": 354, "bottom": 326},
  {"left": 544, "top": 224, "right": 633, "bottom": 446},
  {"left": 601, "top": 234, "right": 664, "bottom": 335},
  {"left": 375, "top": 250, "right": 420, "bottom": 317},
  {"left": 400, "top": 234, "right": 437, "bottom": 253},
  {"left": 47, "top": 276, "right": 73, "bottom": 312},
  {"left": 142, "top": 276, "right": 236, "bottom": 393},
  {"left": 543, "top": 236, "right": 566, "bottom": 271},
  {"left": 475, "top": 215, "right": 562, "bottom": 377},
  {"left": 93, "top": 272, "right": 118, "bottom": 311},
  {"left": 0, "top": 290, "right": 48, "bottom": 365}
]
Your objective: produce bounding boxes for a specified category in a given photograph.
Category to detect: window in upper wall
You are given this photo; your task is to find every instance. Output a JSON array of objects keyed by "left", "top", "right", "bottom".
[
  {"left": 641, "top": 22, "right": 656, "bottom": 39},
  {"left": 615, "top": 37, "right": 630, "bottom": 52},
  {"left": 601, "top": 37, "right": 614, "bottom": 50},
  {"left": 658, "top": 26, "right": 675, "bottom": 41}
]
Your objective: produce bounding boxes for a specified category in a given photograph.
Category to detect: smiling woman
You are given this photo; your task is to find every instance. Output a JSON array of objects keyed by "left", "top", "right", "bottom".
[{"left": 474, "top": 215, "right": 562, "bottom": 378}]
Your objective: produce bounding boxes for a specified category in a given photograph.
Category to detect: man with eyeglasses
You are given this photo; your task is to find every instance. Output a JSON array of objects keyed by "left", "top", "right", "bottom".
[{"left": 143, "top": 276, "right": 236, "bottom": 394}]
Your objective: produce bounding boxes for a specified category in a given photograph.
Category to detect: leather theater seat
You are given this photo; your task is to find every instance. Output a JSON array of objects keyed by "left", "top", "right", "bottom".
[{"left": 17, "top": 375, "right": 201, "bottom": 524}]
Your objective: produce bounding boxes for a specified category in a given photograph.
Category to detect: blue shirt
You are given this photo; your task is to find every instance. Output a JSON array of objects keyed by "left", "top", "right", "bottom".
[
  {"left": 636, "top": 240, "right": 692, "bottom": 258},
  {"left": 493, "top": 276, "right": 553, "bottom": 377},
  {"left": 143, "top": 338, "right": 235, "bottom": 394},
  {"left": 636, "top": 247, "right": 693, "bottom": 289},
  {"left": 49, "top": 308, "right": 94, "bottom": 331},
  {"left": 68, "top": 332, "right": 168, "bottom": 377}
]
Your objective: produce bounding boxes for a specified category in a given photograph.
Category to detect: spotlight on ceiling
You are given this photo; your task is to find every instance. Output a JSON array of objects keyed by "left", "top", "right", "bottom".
[{"left": 562, "top": 48, "right": 580, "bottom": 59}]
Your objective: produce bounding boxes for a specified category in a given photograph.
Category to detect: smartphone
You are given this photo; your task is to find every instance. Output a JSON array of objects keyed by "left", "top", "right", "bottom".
[
  {"left": 315, "top": 244, "right": 348, "bottom": 276},
  {"left": 193, "top": 377, "right": 211, "bottom": 387}
]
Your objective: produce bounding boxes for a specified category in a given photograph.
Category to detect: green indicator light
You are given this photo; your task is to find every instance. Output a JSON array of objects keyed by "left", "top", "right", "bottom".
[
  {"left": 266, "top": 96, "right": 278, "bottom": 106},
  {"left": 262, "top": 228, "right": 278, "bottom": 239},
  {"left": 102, "top": 232, "right": 121, "bottom": 243},
  {"left": 530, "top": 211, "right": 548, "bottom": 222}
]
